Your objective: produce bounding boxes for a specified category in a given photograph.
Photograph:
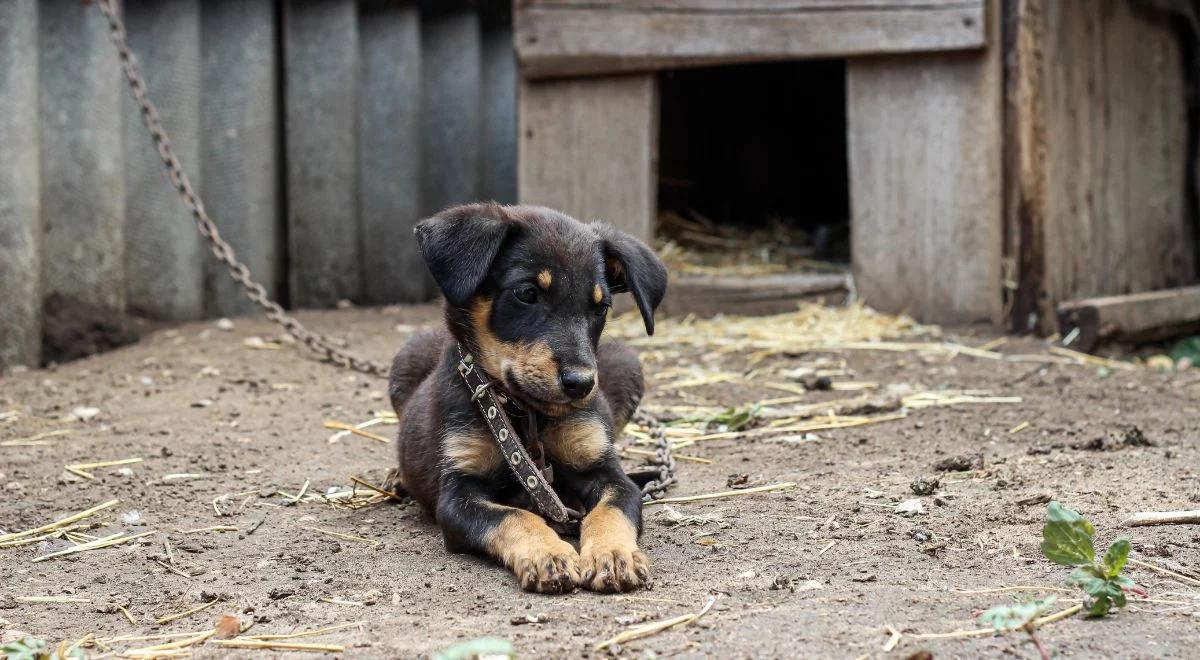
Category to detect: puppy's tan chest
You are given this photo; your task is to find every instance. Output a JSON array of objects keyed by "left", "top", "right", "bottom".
[{"left": 544, "top": 416, "right": 610, "bottom": 471}]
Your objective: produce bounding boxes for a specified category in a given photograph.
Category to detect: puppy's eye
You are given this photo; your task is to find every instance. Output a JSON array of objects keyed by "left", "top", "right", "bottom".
[
  {"left": 513, "top": 285, "right": 538, "bottom": 305},
  {"left": 595, "top": 303, "right": 610, "bottom": 318}
]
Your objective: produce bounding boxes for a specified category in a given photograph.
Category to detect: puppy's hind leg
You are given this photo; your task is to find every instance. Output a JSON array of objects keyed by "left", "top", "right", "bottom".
[
  {"left": 437, "top": 473, "right": 581, "bottom": 594},
  {"left": 388, "top": 329, "right": 448, "bottom": 415},
  {"left": 596, "top": 341, "right": 644, "bottom": 432}
]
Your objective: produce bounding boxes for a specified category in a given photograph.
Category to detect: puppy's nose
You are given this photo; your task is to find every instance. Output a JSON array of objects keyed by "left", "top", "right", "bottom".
[{"left": 559, "top": 369, "right": 595, "bottom": 400}]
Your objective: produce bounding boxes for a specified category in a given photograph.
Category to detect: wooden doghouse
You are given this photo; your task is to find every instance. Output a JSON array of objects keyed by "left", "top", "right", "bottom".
[{"left": 514, "top": 0, "right": 1198, "bottom": 330}]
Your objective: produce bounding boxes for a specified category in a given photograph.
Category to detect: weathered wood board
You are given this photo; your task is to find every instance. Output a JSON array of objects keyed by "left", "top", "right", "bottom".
[
  {"left": 847, "top": 1, "right": 1003, "bottom": 324},
  {"left": 123, "top": 0, "right": 205, "bottom": 320},
  {"left": 0, "top": 0, "right": 40, "bottom": 368},
  {"left": 360, "top": 1, "right": 427, "bottom": 303},
  {"left": 201, "top": 0, "right": 282, "bottom": 317},
  {"left": 518, "top": 74, "right": 658, "bottom": 240},
  {"left": 1006, "top": 0, "right": 1195, "bottom": 332},
  {"left": 39, "top": 0, "right": 126, "bottom": 313},
  {"left": 284, "top": 0, "right": 361, "bottom": 307},
  {"left": 515, "top": 0, "right": 986, "bottom": 79}
]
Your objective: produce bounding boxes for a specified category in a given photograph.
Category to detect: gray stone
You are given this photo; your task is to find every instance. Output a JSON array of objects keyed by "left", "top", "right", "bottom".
[
  {"left": 39, "top": 0, "right": 126, "bottom": 312},
  {"left": 284, "top": 0, "right": 361, "bottom": 307},
  {"left": 201, "top": 0, "right": 282, "bottom": 316},
  {"left": 0, "top": 0, "right": 40, "bottom": 368},
  {"left": 123, "top": 0, "right": 205, "bottom": 320},
  {"left": 421, "top": 10, "right": 482, "bottom": 216},
  {"left": 359, "top": 1, "right": 429, "bottom": 303},
  {"left": 481, "top": 18, "right": 517, "bottom": 205}
]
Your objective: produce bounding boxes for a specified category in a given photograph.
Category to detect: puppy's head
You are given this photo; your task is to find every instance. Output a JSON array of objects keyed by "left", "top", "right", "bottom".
[{"left": 415, "top": 203, "right": 667, "bottom": 417}]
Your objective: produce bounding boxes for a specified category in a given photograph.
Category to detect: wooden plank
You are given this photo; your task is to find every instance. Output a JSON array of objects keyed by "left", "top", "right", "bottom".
[
  {"left": 847, "top": 0, "right": 1003, "bottom": 324},
  {"left": 201, "top": 0, "right": 282, "bottom": 317},
  {"left": 1003, "top": 0, "right": 1047, "bottom": 333},
  {"left": 421, "top": 11, "right": 482, "bottom": 216},
  {"left": 39, "top": 0, "right": 126, "bottom": 313},
  {"left": 518, "top": 74, "right": 657, "bottom": 240},
  {"left": 283, "top": 0, "right": 361, "bottom": 307},
  {"left": 1007, "top": 0, "right": 1195, "bottom": 333},
  {"left": 123, "top": 0, "right": 205, "bottom": 320},
  {"left": 481, "top": 15, "right": 519, "bottom": 204},
  {"left": 1057, "top": 286, "right": 1200, "bottom": 352},
  {"left": 360, "top": 1, "right": 427, "bottom": 303},
  {"left": 0, "top": 0, "right": 40, "bottom": 368},
  {"left": 515, "top": 0, "right": 986, "bottom": 78},
  {"left": 660, "top": 273, "right": 849, "bottom": 318}
]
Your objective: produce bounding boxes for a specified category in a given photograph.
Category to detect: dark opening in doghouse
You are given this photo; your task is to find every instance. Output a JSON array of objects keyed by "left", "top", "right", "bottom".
[{"left": 657, "top": 60, "right": 850, "bottom": 267}]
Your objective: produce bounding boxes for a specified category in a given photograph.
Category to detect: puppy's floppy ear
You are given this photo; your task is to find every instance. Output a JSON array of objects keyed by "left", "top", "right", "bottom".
[
  {"left": 414, "top": 203, "right": 511, "bottom": 307},
  {"left": 592, "top": 223, "right": 668, "bottom": 335}
]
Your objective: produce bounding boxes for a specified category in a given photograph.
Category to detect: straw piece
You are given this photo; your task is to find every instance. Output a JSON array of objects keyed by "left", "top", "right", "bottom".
[
  {"left": 15, "top": 596, "right": 91, "bottom": 604},
  {"left": 301, "top": 525, "right": 379, "bottom": 546},
  {"left": 1, "top": 429, "right": 73, "bottom": 447},
  {"left": 1128, "top": 558, "right": 1200, "bottom": 587},
  {"left": 32, "top": 530, "right": 156, "bottom": 563},
  {"left": 0, "top": 499, "right": 119, "bottom": 543},
  {"left": 323, "top": 420, "right": 390, "bottom": 443},
  {"left": 594, "top": 596, "right": 716, "bottom": 650},
  {"left": 212, "top": 639, "right": 345, "bottom": 652},
  {"left": 124, "top": 629, "right": 216, "bottom": 655},
  {"left": 622, "top": 446, "right": 711, "bottom": 465},
  {"left": 155, "top": 598, "right": 220, "bottom": 625},
  {"left": 244, "top": 621, "right": 365, "bottom": 641},
  {"left": 647, "top": 482, "right": 796, "bottom": 505},
  {"left": 349, "top": 475, "right": 403, "bottom": 500}
]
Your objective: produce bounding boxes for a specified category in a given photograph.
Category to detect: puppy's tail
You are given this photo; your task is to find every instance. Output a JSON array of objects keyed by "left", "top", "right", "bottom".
[
  {"left": 388, "top": 329, "right": 448, "bottom": 415},
  {"left": 598, "top": 341, "right": 644, "bottom": 432}
]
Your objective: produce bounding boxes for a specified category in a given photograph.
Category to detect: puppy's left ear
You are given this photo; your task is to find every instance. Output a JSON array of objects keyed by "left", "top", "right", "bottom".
[
  {"left": 592, "top": 223, "right": 668, "bottom": 335},
  {"left": 415, "top": 203, "right": 512, "bottom": 307}
]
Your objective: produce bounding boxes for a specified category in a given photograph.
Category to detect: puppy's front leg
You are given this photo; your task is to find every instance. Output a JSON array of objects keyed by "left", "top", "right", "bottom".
[
  {"left": 437, "top": 474, "right": 580, "bottom": 593},
  {"left": 578, "top": 474, "right": 650, "bottom": 592}
]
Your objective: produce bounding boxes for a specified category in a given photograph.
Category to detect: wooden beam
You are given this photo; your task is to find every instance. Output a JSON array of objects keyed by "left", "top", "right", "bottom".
[
  {"left": 1006, "top": 0, "right": 1195, "bottom": 333},
  {"left": 518, "top": 74, "right": 658, "bottom": 241},
  {"left": 1057, "top": 286, "right": 1200, "bottom": 352},
  {"left": 661, "top": 273, "right": 849, "bottom": 318},
  {"left": 847, "top": 0, "right": 1003, "bottom": 324},
  {"left": 515, "top": 0, "right": 986, "bottom": 79}
]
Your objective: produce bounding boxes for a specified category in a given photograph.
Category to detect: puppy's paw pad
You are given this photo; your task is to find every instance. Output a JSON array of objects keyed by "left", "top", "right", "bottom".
[
  {"left": 580, "top": 546, "right": 651, "bottom": 593},
  {"left": 513, "top": 543, "right": 581, "bottom": 594}
]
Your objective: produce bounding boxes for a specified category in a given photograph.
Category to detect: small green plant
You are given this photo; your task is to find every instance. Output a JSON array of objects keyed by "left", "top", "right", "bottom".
[
  {"left": 978, "top": 596, "right": 1058, "bottom": 660},
  {"left": 1, "top": 637, "right": 83, "bottom": 660},
  {"left": 668, "top": 403, "right": 760, "bottom": 432},
  {"left": 1041, "top": 500, "right": 1141, "bottom": 617}
]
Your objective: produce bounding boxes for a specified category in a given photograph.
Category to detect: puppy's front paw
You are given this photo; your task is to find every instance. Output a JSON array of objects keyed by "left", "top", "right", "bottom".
[
  {"left": 580, "top": 544, "right": 651, "bottom": 593},
  {"left": 512, "top": 540, "right": 581, "bottom": 594}
]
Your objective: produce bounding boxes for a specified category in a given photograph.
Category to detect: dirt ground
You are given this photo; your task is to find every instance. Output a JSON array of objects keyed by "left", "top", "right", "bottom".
[{"left": 2, "top": 304, "right": 1199, "bottom": 659}]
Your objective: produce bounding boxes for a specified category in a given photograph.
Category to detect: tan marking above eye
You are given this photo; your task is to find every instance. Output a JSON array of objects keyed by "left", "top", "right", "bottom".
[
  {"left": 593, "top": 283, "right": 603, "bottom": 304},
  {"left": 537, "top": 269, "right": 552, "bottom": 290}
]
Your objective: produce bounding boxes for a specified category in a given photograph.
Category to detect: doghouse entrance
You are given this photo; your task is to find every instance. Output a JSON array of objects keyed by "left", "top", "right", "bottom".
[{"left": 656, "top": 60, "right": 850, "bottom": 285}]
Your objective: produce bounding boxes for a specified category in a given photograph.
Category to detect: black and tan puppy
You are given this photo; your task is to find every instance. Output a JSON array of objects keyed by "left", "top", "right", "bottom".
[{"left": 388, "top": 203, "right": 667, "bottom": 593}]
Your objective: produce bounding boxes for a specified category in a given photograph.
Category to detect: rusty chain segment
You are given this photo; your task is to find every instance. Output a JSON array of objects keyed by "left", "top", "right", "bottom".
[
  {"left": 96, "top": 0, "right": 675, "bottom": 495},
  {"left": 97, "top": 0, "right": 389, "bottom": 378}
]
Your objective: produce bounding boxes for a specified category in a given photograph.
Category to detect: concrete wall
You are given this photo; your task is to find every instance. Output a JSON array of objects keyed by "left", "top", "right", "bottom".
[{"left": 1, "top": 0, "right": 517, "bottom": 368}]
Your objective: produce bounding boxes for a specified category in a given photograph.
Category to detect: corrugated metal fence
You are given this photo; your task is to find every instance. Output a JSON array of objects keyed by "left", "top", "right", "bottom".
[{"left": 0, "top": 0, "right": 516, "bottom": 368}]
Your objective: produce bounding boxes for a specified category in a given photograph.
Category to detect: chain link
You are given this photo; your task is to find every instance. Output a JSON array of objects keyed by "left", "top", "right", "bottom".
[
  {"left": 635, "top": 410, "right": 677, "bottom": 502},
  {"left": 97, "top": 0, "right": 389, "bottom": 379},
  {"left": 97, "top": 0, "right": 675, "bottom": 492}
]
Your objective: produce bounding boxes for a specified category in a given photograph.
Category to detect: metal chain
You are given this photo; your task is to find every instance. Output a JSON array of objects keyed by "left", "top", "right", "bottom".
[
  {"left": 635, "top": 410, "right": 677, "bottom": 501},
  {"left": 96, "top": 0, "right": 388, "bottom": 378},
  {"left": 97, "top": 0, "right": 676, "bottom": 493}
]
